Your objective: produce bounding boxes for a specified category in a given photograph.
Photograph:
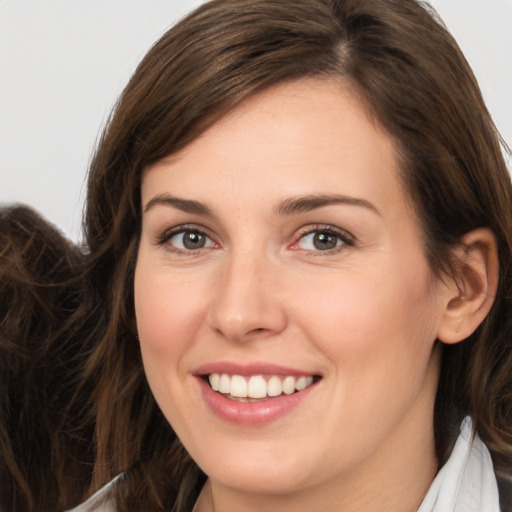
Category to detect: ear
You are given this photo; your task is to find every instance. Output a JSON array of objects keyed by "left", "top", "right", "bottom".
[{"left": 437, "top": 228, "right": 499, "bottom": 345}]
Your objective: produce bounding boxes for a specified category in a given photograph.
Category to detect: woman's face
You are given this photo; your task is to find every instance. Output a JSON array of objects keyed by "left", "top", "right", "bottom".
[{"left": 134, "top": 80, "right": 454, "bottom": 504}]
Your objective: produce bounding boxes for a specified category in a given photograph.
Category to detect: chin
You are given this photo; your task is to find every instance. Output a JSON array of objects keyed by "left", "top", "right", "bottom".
[
  {"left": 190, "top": 437, "right": 322, "bottom": 496},
  {"left": 208, "top": 464, "right": 309, "bottom": 496}
]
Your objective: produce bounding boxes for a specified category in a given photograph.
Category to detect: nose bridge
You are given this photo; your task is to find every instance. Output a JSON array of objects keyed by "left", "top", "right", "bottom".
[{"left": 207, "top": 244, "right": 287, "bottom": 341}]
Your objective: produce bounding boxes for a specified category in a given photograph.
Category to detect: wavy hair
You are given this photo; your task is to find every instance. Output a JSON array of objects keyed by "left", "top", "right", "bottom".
[
  {"left": 3, "top": 0, "right": 511, "bottom": 510},
  {"left": 0, "top": 206, "right": 97, "bottom": 512}
]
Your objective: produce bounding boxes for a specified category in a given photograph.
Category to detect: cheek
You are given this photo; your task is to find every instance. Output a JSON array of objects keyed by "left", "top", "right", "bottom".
[
  {"left": 299, "top": 270, "right": 436, "bottom": 345},
  {"left": 295, "top": 260, "right": 441, "bottom": 399},
  {"left": 290, "top": 264, "right": 441, "bottom": 458},
  {"left": 134, "top": 269, "right": 209, "bottom": 358},
  {"left": 134, "top": 265, "right": 212, "bottom": 423},
  {"left": 133, "top": 265, "right": 216, "bottom": 426}
]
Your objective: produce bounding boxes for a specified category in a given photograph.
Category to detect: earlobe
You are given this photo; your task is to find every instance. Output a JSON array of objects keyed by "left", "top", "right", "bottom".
[{"left": 437, "top": 228, "right": 499, "bottom": 345}]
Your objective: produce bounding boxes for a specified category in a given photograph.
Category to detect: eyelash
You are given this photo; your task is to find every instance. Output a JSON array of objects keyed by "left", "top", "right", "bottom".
[
  {"left": 157, "top": 224, "right": 216, "bottom": 255},
  {"left": 291, "top": 224, "right": 355, "bottom": 255},
  {"left": 156, "top": 224, "right": 355, "bottom": 255}
]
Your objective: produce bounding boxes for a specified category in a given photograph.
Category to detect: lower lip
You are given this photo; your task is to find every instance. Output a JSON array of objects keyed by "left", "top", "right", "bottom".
[{"left": 197, "top": 377, "right": 318, "bottom": 426}]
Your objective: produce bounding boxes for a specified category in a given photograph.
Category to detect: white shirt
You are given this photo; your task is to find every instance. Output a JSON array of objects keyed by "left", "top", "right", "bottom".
[{"left": 418, "top": 417, "right": 500, "bottom": 512}]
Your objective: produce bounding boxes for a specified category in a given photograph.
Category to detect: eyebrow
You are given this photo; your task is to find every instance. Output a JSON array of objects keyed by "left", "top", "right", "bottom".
[
  {"left": 274, "top": 194, "right": 381, "bottom": 216},
  {"left": 143, "top": 193, "right": 380, "bottom": 217},
  {"left": 143, "top": 194, "right": 213, "bottom": 216}
]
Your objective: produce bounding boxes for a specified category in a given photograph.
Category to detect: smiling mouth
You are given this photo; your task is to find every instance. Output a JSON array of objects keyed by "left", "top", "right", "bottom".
[{"left": 207, "top": 373, "right": 319, "bottom": 402}]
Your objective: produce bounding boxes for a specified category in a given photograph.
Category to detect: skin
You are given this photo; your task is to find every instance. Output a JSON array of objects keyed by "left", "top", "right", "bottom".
[{"left": 134, "top": 79, "right": 467, "bottom": 512}]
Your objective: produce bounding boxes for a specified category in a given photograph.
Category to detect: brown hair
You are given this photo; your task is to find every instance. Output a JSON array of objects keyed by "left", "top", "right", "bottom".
[
  {"left": 0, "top": 205, "right": 97, "bottom": 511},
  {"left": 52, "top": 0, "right": 512, "bottom": 509}
]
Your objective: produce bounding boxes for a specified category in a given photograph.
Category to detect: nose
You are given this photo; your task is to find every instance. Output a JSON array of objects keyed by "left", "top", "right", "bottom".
[{"left": 206, "top": 251, "right": 288, "bottom": 343}]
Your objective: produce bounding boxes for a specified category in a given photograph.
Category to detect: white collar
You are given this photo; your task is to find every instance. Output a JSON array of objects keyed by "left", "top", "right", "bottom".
[
  {"left": 418, "top": 417, "right": 500, "bottom": 512},
  {"left": 65, "top": 477, "right": 117, "bottom": 512}
]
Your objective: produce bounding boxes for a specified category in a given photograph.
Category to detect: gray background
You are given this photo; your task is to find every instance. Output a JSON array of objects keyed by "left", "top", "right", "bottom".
[{"left": 1, "top": 0, "right": 511, "bottom": 242}]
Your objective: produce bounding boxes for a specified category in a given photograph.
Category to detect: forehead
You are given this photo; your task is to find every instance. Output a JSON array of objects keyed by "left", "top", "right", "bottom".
[{"left": 141, "top": 79, "right": 410, "bottom": 219}]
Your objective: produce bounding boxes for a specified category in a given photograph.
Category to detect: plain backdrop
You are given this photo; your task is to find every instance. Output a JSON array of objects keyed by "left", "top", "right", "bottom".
[{"left": 1, "top": 0, "right": 511, "bottom": 242}]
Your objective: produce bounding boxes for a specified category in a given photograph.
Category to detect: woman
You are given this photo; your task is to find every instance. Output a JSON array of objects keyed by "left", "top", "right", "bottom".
[{"left": 2, "top": 0, "right": 511, "bottom": 511}]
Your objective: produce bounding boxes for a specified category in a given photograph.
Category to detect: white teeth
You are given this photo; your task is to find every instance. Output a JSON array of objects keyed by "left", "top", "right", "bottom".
[
  {"left": 230, "top": 375, "right": 247, "bottom": 397},
  {"left": 209, "top": 373, "right": 220, "bottom": 391},
  {"left": 219, "top": 374, "right": 231, "bottom": 394},
  {"left": 267, "top": 375, "right": 283, "bottom": 397},
  {"left": 282, "top": 376, "right": 296, "bottom": 395},
  {"left": 208, "top": 373, "right": 315, "bottom": 398},
  {"left": 248, "top": 375, "right": 267, "bottom": 398},
  {"left": 295, "top": 376, "right": 307, "bottom": 391}
]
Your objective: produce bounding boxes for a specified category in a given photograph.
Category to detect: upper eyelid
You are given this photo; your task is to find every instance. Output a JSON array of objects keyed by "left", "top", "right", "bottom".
[
  {"left": 293, "top": 224, "right": 355, "bottom": 242},
  {"left": 157, "top": 223, "right": 215, "bottom": 244}
]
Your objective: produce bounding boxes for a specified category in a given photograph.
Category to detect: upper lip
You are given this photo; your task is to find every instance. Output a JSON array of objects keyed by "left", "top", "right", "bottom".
[{"left": 194, "top": 361, "right": 320, "bottom": 378}]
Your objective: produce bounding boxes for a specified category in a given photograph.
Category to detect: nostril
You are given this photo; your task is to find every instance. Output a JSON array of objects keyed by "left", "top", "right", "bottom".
[{"left": 248, "top": 327, "right": 266, "bottom": 335}]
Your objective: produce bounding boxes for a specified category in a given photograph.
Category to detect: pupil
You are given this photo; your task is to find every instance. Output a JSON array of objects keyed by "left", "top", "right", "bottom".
[
  {"left": 313, "top": 232, "right": 337, "bottom": 250},
  {"left": 184, "top": 231, "right": 205, "bottom": 249}
]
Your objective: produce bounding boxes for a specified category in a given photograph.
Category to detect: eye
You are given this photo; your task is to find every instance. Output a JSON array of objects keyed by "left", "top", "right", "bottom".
[
  {"left": 163, "top": 228, "right": 215, "bottom": 252},
  {"left": 295, "top": 226, "right": 353, "bottom": 252}
]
